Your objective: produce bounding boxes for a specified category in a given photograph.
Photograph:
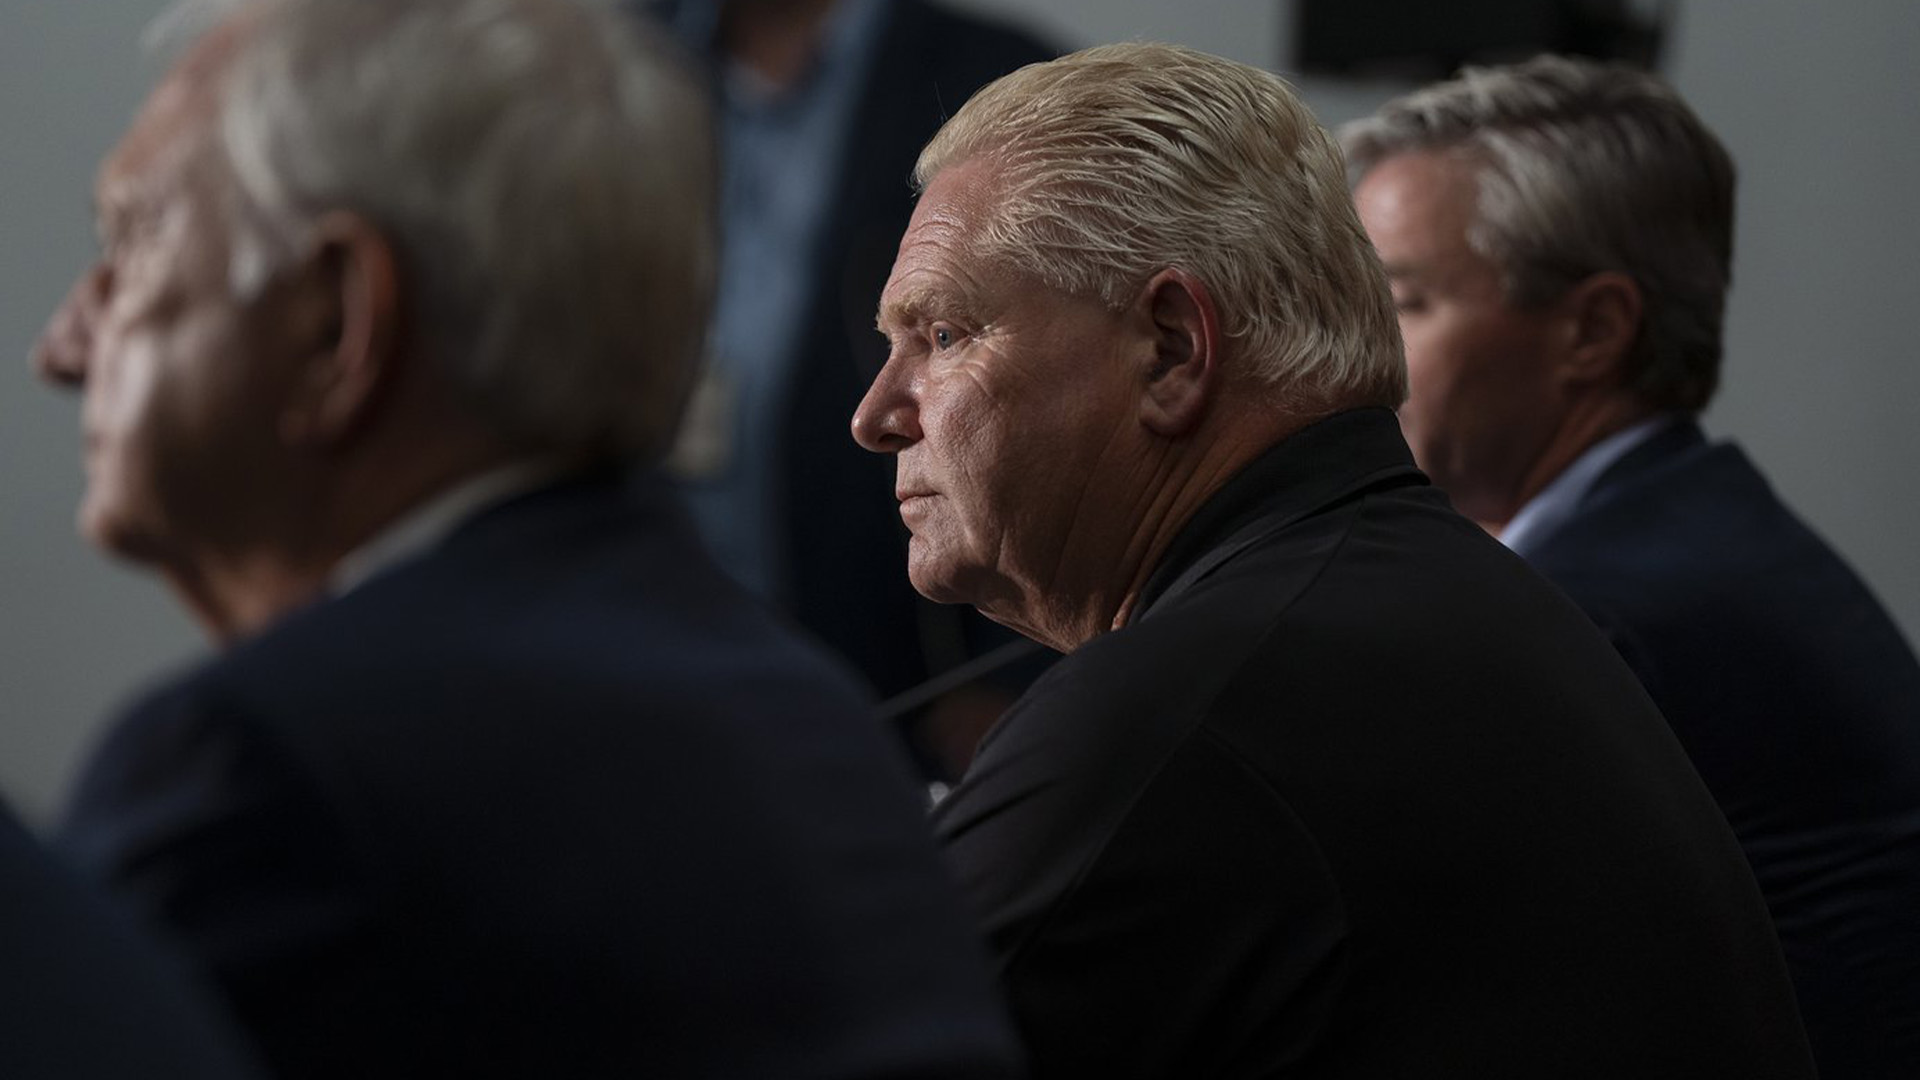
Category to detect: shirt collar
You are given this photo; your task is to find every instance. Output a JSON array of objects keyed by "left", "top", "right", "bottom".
[
  {"left": 673, "top": 0, "right": 888, "bottom": 110},
  {"left": 1500, "top": 415, "right": 1681, "bottom": 557},
  {"left": 1136, "top": 408, "right": 1427, "bottom": 618},
  {"left": 330, "top": 460, "right": 569, "bottom": 597}
]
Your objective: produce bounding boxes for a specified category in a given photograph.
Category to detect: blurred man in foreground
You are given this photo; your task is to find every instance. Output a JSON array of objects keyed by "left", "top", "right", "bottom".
[
  {"left": 1345, "top": 56, "right": 1920, "bottom": 1079},
  {"left": 0, "top": 800, "right": 261, "bottom": 1079},
  {"left": 34, "top": 0, "right": 1019, "bottom": 1075},
  {"left": 854, "top": 43, "right": 1815, "bottom": 1079}
]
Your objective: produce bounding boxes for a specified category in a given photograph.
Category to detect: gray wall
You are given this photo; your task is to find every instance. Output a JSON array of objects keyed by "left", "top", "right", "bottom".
[
  {"left": 3, "top": 3, "right": 205, "bottom": 824},
  {"left": 2, "top": 1, "right": 1915, "bottom": 821}
]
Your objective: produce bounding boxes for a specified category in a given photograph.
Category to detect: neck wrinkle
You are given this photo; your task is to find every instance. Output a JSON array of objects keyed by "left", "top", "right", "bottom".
[
  {"left": 163, "top": 544, "right": 335, "bottom": 647},
  {"left": 1104, "top": 413, "right": 1291, "bottom": 642},
  {"left": 167, "top": 433, "right": 521, "bottom": 647}
]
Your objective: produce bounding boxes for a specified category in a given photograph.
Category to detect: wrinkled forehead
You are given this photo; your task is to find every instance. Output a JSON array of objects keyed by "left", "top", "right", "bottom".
[
  {"left": 97, "top": 17, "right": 248, "bottom": 211},
  {"left": 877, "top": 160, "right": 1002, "bottom": 313},
  {"left": 1359, "top": 151, "right": 1485, "bottom": 245},
  {"left": 906, "top": 158, "right": 1005, "bottom": 251}
]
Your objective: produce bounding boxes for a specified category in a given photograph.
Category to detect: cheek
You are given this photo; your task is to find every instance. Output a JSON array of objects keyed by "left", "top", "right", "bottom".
[
  {"left": 78, "top": 317, "right": 164, "bottom": 457},
  {"left": 1399, "top": 317, "right": 1461, "bottom": 396},
  {"left": 1396, "top": 328, "right": 1450, "bottom": 425},
  {"left": 1398, "top": 319, "right": 1490, "bottom": 466},
  {"left": 939, "top": 433, "right": 1010, "bottom": 556},
  {"left": 1406, "top": 312, "right": 1527, "bottom": 425},
  {"left": 923, "top": 385, "right": 1001, "bottom": 494},
  {"left": 97, "top": 343, "right": 162, "bottom": 433}
]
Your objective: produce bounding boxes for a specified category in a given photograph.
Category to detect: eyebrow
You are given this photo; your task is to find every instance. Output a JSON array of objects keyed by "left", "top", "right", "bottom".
[
  {"left": 92, "top": 181, "right": 139, "bottom": 248},
  {"left": 875, "top": 279, "right": 984, "bottom": 336}
]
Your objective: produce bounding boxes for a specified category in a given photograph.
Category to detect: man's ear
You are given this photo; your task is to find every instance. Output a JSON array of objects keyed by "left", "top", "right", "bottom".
[
  {"left": 1135, "top": 267, "right": 1221, "bottom": 437},
  {"left": 278, "top": 211, "right": 403, "bottom": 449},
  {"left": 1557, "top": 270, "right": 1642, "bottom": 387}
]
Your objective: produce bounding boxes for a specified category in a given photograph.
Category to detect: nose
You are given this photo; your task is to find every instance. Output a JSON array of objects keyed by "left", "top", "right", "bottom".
[
  {"left": 850, "top": 353, "right": 922, "bottom": 454},
  {"left": 33, "top": 264, "right": 109, "bottom": 389}
]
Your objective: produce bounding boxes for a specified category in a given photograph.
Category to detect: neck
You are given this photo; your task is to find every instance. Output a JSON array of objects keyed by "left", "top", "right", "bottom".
[
  {"left": 163, "top": 431, "right": 518, "bottom": 646},
  {"left": 163, "top": 552, "right": 336, "bottom": 646},
  {"left": 1482, "top": 390, "right": 1652, "bottom": 534},
  {"left": 720, "top": 0, "right": 840, "bottom": 87},
  {"left": 1007, "top": 401, "right": 1315, "bottom": 653}
]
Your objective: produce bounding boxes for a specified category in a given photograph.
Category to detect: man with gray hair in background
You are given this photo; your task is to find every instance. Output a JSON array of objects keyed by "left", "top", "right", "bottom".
[
  {"left": 1344, "top": 56, "right": 1920, "bottom": 1079},
  {"left": 33, "top": 0, "right": 1022, "bottom": 1076},
  {"left": 854, "top": 43, "right": 1815, "bottom": 1078}
]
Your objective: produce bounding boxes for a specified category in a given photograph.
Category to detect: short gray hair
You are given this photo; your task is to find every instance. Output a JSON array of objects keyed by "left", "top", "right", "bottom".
[
  {"left": 173, "top": 0, "right": 715, "bottom": 461},
  {"left": 917, "top": 43, "right": 1406, "bottom": 411},
  {"left": 1341, "top": 54, "right": 1734, "bottom": 413}
]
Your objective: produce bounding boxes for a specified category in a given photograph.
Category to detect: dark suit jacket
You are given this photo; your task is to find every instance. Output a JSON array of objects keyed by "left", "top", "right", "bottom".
[
  {"left": 654, "top": 0, "right": 1057, "bottom": 727},
  {"left": 1523, "top": 419, "right": 1920, "bottom": 1079},
  {"left": 58, "top": 470, "right": 1021, "bottom": 1080},
  {"left": 936, "top": 409, "right": 1814, "bottom": 1079},
  {"left": 0, "top": 801, "right": 261, "bottom": 1079}
]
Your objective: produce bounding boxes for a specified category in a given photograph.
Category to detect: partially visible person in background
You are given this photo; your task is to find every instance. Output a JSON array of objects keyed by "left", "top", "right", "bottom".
[
  {"left": 0, "top": 800, "right": 261, "bottom": 1080},
  {"left": 644, "top": 0, "right": 1057, "bottom": 778},
  {"left": 33, "top": 0, "right": 1022, "bottom": 1076},
  {"left": 1345, "top": 54, "right": 1920, "bottom": 1079}
]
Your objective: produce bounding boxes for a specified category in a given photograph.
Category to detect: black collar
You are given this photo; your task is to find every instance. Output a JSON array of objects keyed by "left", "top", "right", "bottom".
[{"left": 1136, "top": 407, "right": 1426, "bottom": 617}]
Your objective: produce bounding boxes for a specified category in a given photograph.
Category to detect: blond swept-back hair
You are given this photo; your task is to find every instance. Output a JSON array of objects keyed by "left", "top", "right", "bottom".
[{"left": 916, "top": 43, "right": 1406, "bottom": 409}]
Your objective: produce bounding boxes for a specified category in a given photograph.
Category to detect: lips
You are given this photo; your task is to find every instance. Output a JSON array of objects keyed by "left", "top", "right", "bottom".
[{"left": 896, "top": 490, "right": 935, "bottom": 520}]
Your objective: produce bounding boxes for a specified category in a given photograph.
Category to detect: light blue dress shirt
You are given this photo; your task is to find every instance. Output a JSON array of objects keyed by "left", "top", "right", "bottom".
[
  {"left": 666, "top": 0, "right": 890, "bottom": 603},
  {"left": 1500, "top": 415, "right": 1681, "bottom": 557}
]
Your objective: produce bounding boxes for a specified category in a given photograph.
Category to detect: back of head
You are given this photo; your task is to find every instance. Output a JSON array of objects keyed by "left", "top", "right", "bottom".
[
  {"left": 917, "top": 42, "right": 1406, "bottom": 412},
  {"left": 1341, "top": 55, "right": 1735, "bottom": 413},
  {"left": 184, "top": 0, "right": 715, "bottom": 462}
]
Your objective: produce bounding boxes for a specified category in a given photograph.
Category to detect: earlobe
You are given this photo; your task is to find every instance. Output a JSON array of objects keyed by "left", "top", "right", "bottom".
[
  {"left": 1561, "top": 271, "right": 1642, "bottom": 386},
  {"left": 279, "top": 212, "right": 403, "bottom": 449},
  {"left": 1137, "top": 268, "right": 1220, "bottom": 437}
]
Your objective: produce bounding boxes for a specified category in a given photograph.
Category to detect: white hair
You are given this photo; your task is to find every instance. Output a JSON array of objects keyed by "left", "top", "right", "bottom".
[
  {"left": 916, "top": 42, "right": 1406, "bottom": 410},
  {"left": 1340, "top": 55, "right": 1735, "bottom": 412},
  {"left": 159, "top": 0, "right": 716, "bottom": 460}
]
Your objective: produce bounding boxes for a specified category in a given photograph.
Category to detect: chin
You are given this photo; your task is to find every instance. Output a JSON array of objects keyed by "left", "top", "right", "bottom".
[
  {"left": 905, "top": 544, "right": 984, "bottom": 608},
  {"left": 79, "top": 492, "right": 168, "bottom": 567},
  {"left": 906, "top": 564, "right": 969, "bottom": 607}
]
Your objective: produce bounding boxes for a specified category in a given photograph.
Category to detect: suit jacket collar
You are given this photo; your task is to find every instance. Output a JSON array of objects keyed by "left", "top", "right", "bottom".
[
  {"left": 330, "top": 460, "right": 575, "bottom": 598},
  {"left": 1583, "top": 416, "right": 1709, "bottom": 507},
  {"left": 1137, "top": 407, "right": 1425, "bottom": 618}
]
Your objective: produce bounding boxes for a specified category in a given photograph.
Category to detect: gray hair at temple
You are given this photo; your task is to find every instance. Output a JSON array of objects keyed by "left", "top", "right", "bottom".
[
  {"left": 916, "top": 43, "right": 1406, "bottom": 410},
  {"left": 1340, "top": 54, "right": 1735, "bottom": 413},
  {"left": 159, "top": 0, "right": 716, "bottom": 461}
]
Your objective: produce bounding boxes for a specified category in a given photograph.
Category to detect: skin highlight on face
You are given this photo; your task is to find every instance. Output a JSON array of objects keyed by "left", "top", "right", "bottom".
[
  {"left": 856, "top": 157, "right": 1163, "bottom": 651},
  {"left": 35, "top": 23, "right": 330, "bottom": 637},
  {"left": 1354, "top": 150, "right": 1570, "bottom": 530}
]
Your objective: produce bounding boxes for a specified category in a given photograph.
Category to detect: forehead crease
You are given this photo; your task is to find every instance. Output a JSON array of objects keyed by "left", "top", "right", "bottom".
[
  {"left": 106, "top": 15, "right": 247, "bottom": 183},
  {"left": 101, "top": 89, "right": 218, "bottom": 216}
]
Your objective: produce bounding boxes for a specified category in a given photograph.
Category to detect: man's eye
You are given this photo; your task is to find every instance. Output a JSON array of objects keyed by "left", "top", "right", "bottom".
[{"left": 932, "top": 326, "right": 956, "bottom": 349}]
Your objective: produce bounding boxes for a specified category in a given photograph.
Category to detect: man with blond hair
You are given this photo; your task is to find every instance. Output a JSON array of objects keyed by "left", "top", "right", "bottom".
[
  {"left": 36, "top": 0, "right": 1021, "bottom": 1075},
  {"left": 1343, "top": 55, "right": 1920, "bottom": 1080},
  {"left": 854, "top": 43, "right": 1814, "bottom": 1077}
]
